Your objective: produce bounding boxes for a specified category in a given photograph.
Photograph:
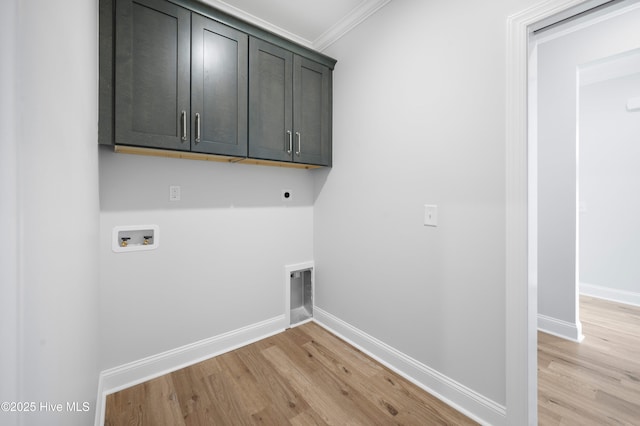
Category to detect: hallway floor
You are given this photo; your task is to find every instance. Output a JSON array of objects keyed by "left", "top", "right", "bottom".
[{"left": 538, "top": 296, "right": 640, "bottom": 424}]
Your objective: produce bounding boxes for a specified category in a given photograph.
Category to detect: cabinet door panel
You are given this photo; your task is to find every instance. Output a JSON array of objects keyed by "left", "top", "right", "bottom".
[
  {"left": 115, "top": 0, "right": 190, "bottom": 150},
  {"left": 294, "top": 56, "right": 332, "bottom": 166},
  {"left": 191, "top": 14, "right": 247, "bottom": 156},
  {"left": 249, "top": 38, "right": 293, "bottom": 162}
]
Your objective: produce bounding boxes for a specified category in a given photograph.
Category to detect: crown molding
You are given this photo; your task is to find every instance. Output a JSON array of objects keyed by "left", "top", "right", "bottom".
[
  {"left": 201, "top": 0, "right": 314, "bottom": 48},
  {"left": 201, "top": 0, "right": 392, "bottom": 53},
  {"left": 313, "top": 0, "right": 392, "bottom": 51}
]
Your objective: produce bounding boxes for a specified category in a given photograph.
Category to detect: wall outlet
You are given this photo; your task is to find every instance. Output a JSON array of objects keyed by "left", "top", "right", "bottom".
[{"left": 169, "top": 185, "right": 181, "bottom": 202}]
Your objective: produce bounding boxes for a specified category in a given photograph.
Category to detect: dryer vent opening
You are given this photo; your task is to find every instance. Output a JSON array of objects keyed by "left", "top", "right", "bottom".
[{"left": 290, "top": 269, "right": 313, "bottom": 326}]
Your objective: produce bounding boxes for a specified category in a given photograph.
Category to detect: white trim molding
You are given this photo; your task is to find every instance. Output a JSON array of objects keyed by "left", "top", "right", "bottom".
[
  {"left": 581, "top": 282, "right": 640, "bottom": 307},
  {"left": 506, "top": 1, "right": 602, "bottom": 424},
  {"left": 200, "top": 0, "right": 391, "bottom": 52},
  {"left": 94, "top": 316, "right": 286, "bottom": 426},
  {"left": 313, "top": 308, "right": 505, "bottom": 426},
  {"left": 313, "top": 0, "right": 392, "bottom": 51},
  {"left": 506, "top": 4, "right": 541, "bottom": 425},
  {"left": 201, "top": 0, "right": 312, "bottom": 48},
  {"left": 538, "top": 314, "right": 585, "bottom": 342}
]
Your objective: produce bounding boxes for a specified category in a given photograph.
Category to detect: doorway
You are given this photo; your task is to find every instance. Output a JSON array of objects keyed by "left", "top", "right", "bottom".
[
  {"left": 578, "top": 49, "right": 640, "bottom": 306},
  {"left": 533, "top": 0, "right": 640, "bottom": 344},
  {"left": 505, "top": 0, "right": 640, "bottom": 424}
]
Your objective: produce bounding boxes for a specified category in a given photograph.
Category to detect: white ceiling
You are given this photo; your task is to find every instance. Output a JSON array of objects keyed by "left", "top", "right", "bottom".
[{"left": 201, "top": 0, "right": 391, "bottom": 51}]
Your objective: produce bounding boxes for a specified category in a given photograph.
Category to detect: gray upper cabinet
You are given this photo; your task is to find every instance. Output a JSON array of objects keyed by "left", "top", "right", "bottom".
[
  {"left": 115, "top": 0, "right": 191, "bottom": 151},
  {"left": 191, "top": 14, "right": 247, "bottom": 157},
  {"left": 249, "top": 38, "right": 332, "bottom": 167},
  {"left": 101, "top": 0, "right": 335, "bottom": 167},
  {"left": 114, "top": 0, "right": 247, "bottom": 156},
  {"left": 248, "top": 38, "right": 293, "bottom": 163},
  {"left": 293, "top": 56, "right": 332, "bottom": 166}
]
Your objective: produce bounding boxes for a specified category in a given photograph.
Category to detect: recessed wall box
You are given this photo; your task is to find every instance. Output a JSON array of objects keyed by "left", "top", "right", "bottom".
[
  {"left": 285, "top": 262, "right": 314, "bottom": 327},
  {"left": 112, "top": 225, "right": 159, "bottom": 253}
]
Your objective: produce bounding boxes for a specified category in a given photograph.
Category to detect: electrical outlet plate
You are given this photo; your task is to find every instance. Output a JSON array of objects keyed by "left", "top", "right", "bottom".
[
  {"left": 112, "top": 224, "right": 160, "bottom": 253},
  {"left": 169, "top": 185, "right": 181, "bottom": 201},
  {"left": 424, "top": 205, "right": 438, "bottom": 227}
]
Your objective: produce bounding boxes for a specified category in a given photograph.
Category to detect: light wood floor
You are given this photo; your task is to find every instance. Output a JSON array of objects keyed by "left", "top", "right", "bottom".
[
  {"left": 538, "top": 296, "right": 640, "bottom": 425},
  {"left": 105, "top": 322, "right": 477, "bottom": 425}
]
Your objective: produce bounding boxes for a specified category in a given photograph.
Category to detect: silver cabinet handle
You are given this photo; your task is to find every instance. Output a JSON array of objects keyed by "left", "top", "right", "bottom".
[
  {"left": 195, "top": 113, "right": 201, "bottom": 144},
  {"left": 286, "top": 130, "right": 292, "bottom": 154},
  {"left": 295, "top": 132, "right": 301, "bottom": 156},
  {"left": 181, "top": 110, "right": 187, "bottom": 142}
]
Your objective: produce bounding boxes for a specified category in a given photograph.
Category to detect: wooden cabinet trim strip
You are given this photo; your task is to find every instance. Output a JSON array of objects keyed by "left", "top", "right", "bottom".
[{"left": 113, "top": 145, "right": 322, "bottom": 169}]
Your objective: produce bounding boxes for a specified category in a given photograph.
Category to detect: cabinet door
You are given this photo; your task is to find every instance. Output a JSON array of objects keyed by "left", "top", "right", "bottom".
[
  {"left": 249, "top": 38, "right": 293, "bottom": 162},
  {"left": 191, "top": 14, "right": 248, "bottom": 157},
  {"left": 293, "top": 56, "right": 332, "bottom": 166},
  {"left": 115, "top": 0, "right": 191, "bottom": 150}
]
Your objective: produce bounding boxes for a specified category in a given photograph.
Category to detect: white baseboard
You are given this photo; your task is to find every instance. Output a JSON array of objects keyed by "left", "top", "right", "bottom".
[
  {"left": 580, "top": 282, "right": 640, "bottom": 307},
  {"left": 95, "top": 308, "right": 509, "bottom": 426},
  {"left": 537, "top": 314, "right": 584, "bottom": 342},
  {"left": 312, "top": 307, "right": 506, "bottom": 426},
  {"left": 94, "top": 315, "right": 286, "bottom": 426}
]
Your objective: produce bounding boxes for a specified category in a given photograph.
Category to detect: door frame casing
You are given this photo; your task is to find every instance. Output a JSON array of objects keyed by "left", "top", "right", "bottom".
[{"left": 505, "top": 1, "right": 611, "bottom": 424}]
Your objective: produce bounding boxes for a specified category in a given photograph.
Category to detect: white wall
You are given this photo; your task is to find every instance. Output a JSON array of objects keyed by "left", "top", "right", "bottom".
[
  {"left": 1, "top": 0, "right": 101, "bottom": 425},
  {"left": 315, "top": 0, "right": 536, "bottom": 415},
  {"left": 579, "top": 70, "right": 640, "bottom": 300},
  {"left": 0, "top": 0, "right": 552, "bottom": 424},
  {"left": 16, "top": 1, "right": 640, "bottom": 423},
  {"left": 98, "top": 149, "right": 316, "bottom": 368},
  {"left": 0, "top": 1, "right": 19, "bottom": 425},
  {"left": 536, "top": 5, "right": 640, "bottom": 337}
]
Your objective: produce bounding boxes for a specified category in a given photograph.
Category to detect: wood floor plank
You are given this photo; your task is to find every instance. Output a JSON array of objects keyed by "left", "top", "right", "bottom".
[
  {"left": 234, "top": 343, "right": 312, "bottom": 421},
  {"left": 171, "top": 364, "right": 223, "bottom": 425},
  {"left": 262, "top": 344, "right": 381, "bottom": 425},
  {"left": 289, "top": 408, "right": 330, "bottom": 426},
  {"left": 302, "top": 323, "right": 384, "bottom": 378},
  {"left": 538, "top": 296, "right": 640, "bottom": 425},
  {"left": 105, "top": 375, "right": 185, "bottom": 426},
  {"left": 215, "top": 351, "right": 270, "bottom": 416},
  {"left": 199, "top": 363, "right": 258, "bottom": 425},
  {"left": 301, "top": 326, "right": 474, "bottom": 425},
  {"left": 105, "top": 322, "right": 477, "bottom": 425}
]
